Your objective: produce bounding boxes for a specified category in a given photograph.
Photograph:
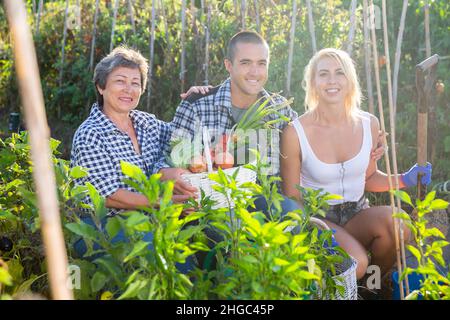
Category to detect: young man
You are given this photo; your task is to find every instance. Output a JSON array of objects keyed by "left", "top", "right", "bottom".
[{"left": 171, "top": 30, "right": 300, "bottom": 215}]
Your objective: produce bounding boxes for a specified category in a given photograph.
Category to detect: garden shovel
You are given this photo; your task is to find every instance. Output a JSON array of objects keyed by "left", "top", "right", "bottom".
[{"left": 415, "top": 54, "right": 439, "bottom": 201}]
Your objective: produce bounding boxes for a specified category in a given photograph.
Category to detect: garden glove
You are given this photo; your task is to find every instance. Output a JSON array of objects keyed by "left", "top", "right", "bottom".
[{"left": 400, "top": 162, "right": 432, "bottom": 188}]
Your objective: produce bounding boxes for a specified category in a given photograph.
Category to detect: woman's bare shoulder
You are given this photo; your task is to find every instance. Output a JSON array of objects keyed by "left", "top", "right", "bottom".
[{"left": 298, "top": 112, "right": 313, "bottom": 127}]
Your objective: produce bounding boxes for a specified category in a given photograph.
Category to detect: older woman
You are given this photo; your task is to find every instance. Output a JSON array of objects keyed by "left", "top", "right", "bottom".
[
  {"left": 280, "top": 48, "right": 432, "bottom": 281},
  {"left": 71, "top": 46, "right": 204, "bottom": 215},
  {"left": 71, "top": 47, "right": 210, "bottom": 272}
]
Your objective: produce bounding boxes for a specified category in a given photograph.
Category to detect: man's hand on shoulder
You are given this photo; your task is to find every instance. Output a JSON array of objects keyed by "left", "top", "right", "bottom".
[{"left": 180, "top": 85, "right": 213, "bottom": 100}]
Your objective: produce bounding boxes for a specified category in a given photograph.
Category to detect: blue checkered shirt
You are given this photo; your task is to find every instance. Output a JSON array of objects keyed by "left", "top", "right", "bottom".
[
  {"left": 70, "top": 103, "right": 171, "bottom": 216},
  {"left": 170, "top": 78, "right": 298, "bottom": 176}
]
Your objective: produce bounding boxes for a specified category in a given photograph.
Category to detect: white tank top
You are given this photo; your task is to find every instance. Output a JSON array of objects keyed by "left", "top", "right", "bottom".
[{"left": 292, "top": 112, "right": 372, "bottom": 205}]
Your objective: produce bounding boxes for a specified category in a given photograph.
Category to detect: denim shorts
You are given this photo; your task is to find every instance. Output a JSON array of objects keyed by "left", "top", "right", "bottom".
[{"left": 319, "top": 196, "right": 370, "bottom": 226}]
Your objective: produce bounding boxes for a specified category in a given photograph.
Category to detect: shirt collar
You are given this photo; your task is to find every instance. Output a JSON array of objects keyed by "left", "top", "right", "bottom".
[
  {"left": 89, "top": 103, "right": 118, "bottom": 133},
  {"left": 213, "top": 78, "right": 273, "bottom": 109},
  {"left": 89, "top": 103, "right": 152, "bottom": 133}
]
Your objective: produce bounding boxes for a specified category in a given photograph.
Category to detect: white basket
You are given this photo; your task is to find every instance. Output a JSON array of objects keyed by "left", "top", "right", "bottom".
[
  {"left": 181, "top": 127, "right": 257, "bottom": 209},
  {"left": 182, "top": 166, "right": 257, "bottom": 209},
  {"left": 310, "top": 217, "right": 358, "bottom": 300},
  {"left": 331, "top": 256, "right": 358, "bottom": 300}
]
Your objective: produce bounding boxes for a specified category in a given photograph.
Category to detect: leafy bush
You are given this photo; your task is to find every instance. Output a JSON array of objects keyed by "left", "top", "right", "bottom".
[
  {"left": 394, "top": 190, "right": 450, "bottom": 300},
  {"left": 0, "top": 132, "right": 89, "bottom": 298}
]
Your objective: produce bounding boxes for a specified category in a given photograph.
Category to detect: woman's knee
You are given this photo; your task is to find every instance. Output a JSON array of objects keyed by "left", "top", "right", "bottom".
[{"left": 353, "top": 252, "right": 369, "bottom": 279}]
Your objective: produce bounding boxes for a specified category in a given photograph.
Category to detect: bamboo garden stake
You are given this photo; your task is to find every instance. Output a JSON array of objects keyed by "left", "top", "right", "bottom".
[
  {"left": 127, "top": 0, "right": 136, "bottom": 34},
  {"left": 286, "top": 0, "right": 297, "bottom": 97},
  {"left": 253, "top": 0, "right": 261, "bottom": 34},
  {"left": 368, "top": 0, "right": 406, "bottom": 299},
  {"left": 4, "top": 0, "right": 73, "bottom": 300},
  {"left": 180, "top": 0, "right": 187, "bottom": 93},
  {"left": 424, "top": 0, "right": 431, "bottom": 58},
  {"left": 148, "top": 0, "right": 156, "bottom": 113},
  {"left": 110, "top": 0, "right": 119, "bottom": 52},
  {"left": 392, "top": 0, "right": 408, "bottom": 116},
  {"left": 346, "top": 0, "right": 357, "bottom": 56},
  {"left": 35, "top": 0, "right": 43, "bottom": 35},
  {"left": 159, "top": 0, "right": 172, "bottom": 55},
  {"left": 89, "top": 0, "right": 100, "bottom": 72},
  {"left": 203, "top": 4, "right": 211, "bottom": 86},
  {"left": 241, "top": 0, "right": 247, "bottom": 30},
  {"left": 58, "top": 0, "right": 70, "bottom": 119},
  {"left": 362, "top": 0, "right": 374, "bottom": 114},
  {"left": 423, "top": 0, "right": 437, "bottom": 165},
  {"left": 381, "top": 0, "right": 410, "bottom": 295},
  {"left": 306, "top": 0, "right": 317, "bottom": 54}
]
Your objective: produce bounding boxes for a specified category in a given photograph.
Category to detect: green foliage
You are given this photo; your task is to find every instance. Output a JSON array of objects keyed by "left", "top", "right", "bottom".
[
  {"left": 64, "top": 161, "right": 209, "bottom": 300},
  {"left": 183, "top": 153, "right": 349, "bottom": 300},
  {"left": 0, "top": 131, "right": 88, "bottom": 298},
  {"left": 393, "top": 190, "right": 450, "bottom": 300}
]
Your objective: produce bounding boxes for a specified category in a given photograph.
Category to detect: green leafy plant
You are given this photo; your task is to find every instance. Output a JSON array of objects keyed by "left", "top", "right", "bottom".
[
  {"left": 0, "top": 132, "right": 88, "bottom": 298},
  {"left": 187, "top": 152, "right": 350, "bottom": 299},
  {"left": 393, "top": 190, "right": 450, "bottom": 300},
  {"left": 65, "top": 161, "right": 209, "bottom": 300}
]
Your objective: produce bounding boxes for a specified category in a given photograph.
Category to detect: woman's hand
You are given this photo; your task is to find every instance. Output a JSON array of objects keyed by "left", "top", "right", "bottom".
[
  {"left": 371, "top": 130, "right": 388, "bottom": 161},
  {"left": 400, "top": 162, "right": 432, "bottom": 188},
  {"left": 159, "top": 167, "right": 198, "bottom": 197},
  {"left": 180, "top": 85, "right": 213, "bottom": 99}
]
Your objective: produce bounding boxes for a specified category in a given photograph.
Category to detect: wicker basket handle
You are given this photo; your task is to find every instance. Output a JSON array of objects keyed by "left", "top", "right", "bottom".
[
  {"left": 202, "top": 127, "right": 213, "bottom": 173},
  {"left": 310, "top": 217, "right": 331, "bottom": 231}
]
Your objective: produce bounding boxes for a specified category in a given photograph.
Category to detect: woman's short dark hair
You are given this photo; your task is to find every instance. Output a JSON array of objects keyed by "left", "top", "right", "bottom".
[
  {"left": 226, "top": 30, "right": 269, "bottom": 62},
  {"left": 93, "top": 46, "right": 148, "bottom": 106}
]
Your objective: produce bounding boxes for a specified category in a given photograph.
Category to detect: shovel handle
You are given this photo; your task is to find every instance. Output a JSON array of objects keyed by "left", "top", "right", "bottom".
[{"left": 416, "top": 54, "right": 439, "bottom": 72}]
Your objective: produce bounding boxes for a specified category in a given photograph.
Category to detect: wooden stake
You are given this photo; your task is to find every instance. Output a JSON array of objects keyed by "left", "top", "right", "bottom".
[
  {"left": 346, "top": 0, "right": 357, "bottom": 56},
  {"left": 35, "top": 0, "right": 43, "bottom": 35},
  {"left": 253, "top": 0, "right": 261, "bottom": 34},
  {"left": 58, "top": 0, "right": 70, "bottom": 119},
  {"left": 362, "top": 0, "right": 374, "bottom": 114},
  {"left": 241, "top": 0, "right": 247, "bottom": 30},
  {"left": 424, "top": 1, "right": 431, "bottom": 58},
  {"left": 127, "top": 0, "right": 136, "bottom": 34},
  {"left": 392, "top": 0, "right": 408, "bottom": 116},
  {"left": 180, "top": 0, "right": 187, "bottom": 93},
  {"left": 147, "top": 0, "right": 156, "bottom": 113},
  {"left": 368, "top": 0, "right": 405, "bottom": 299},
  {"left": 203, "top": 4, "right": 211, "bottom": 86},
  {"left": 4, "top": 0, "right": 73, "bottom": 300},
  {"left": 159, "top": 0, "right": 172, "bottom": 54},
  {"left": 110, "top": 0, "right": 119, "bottom": 52},
  {"left": 423, "top": 0, "right": 437, "bottom": 165},
  {"left": 381, "top": 0, "right": 410, "bottom": 296},
  {"left": 89, "top": 0, "right": 100, "bottom": 72},
  {"left": 306, "top": 0, "right": 317, "bottom": 54},
  {"left": 286, "top": 0, "right": 297, "bottom": 97}
]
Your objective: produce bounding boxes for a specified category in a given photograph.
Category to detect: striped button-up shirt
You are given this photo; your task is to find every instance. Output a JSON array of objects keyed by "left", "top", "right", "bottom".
[
  {"left": 70, "top": 103, "right": 171, "bottom": 216},
  {"left": 170, "top": 78, "right": 298, "bottom": 176}
]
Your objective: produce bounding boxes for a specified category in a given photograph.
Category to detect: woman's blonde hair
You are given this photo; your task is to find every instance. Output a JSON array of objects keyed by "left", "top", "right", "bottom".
[{"left": 302, "top": 48, "right": 362, "bottom": 121}]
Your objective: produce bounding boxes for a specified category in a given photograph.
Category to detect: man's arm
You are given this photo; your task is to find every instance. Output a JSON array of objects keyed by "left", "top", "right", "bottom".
[{"left": 170, "top": 99, "right": 201, "bottom": 142}]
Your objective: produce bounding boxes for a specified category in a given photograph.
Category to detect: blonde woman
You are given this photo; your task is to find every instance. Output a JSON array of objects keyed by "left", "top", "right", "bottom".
[{"left": 280, "top": 48, "right": 432, "bottom": 280}]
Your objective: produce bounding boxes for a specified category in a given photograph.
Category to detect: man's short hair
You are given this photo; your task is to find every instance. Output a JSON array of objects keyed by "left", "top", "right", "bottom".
[{"left": 226, "top": 31, "right": 269, "bottom": 62}]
